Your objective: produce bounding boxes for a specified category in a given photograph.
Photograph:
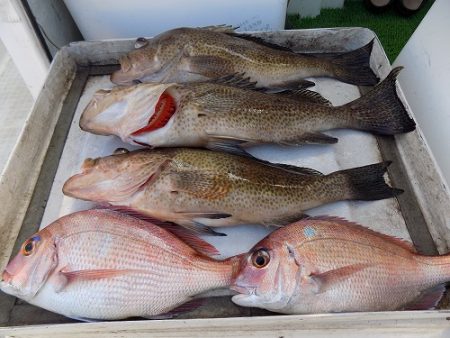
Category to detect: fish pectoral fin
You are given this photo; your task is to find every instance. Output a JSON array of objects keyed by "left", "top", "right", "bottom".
[
  {"left": 274, "top": 89, "right": 332, "bottom": 106},
  {"left": 169, "top": 170, "right": 231, "bottom": 200},
  {"left": 403, "top": 284, "right": 446, "bottom": 310},
  {"left": 207, "top": 73, "right": 259, "bottom": 91},
  {"left": 280, "top": 132, "right": 338, "bottom": 145},
  {"left": 181, "top": 55, "right": 234, "bottom": 78},
  {"left": 56, "top": 268, "right": 137, "bottom": 293},
  {"left": 304, "top": 263, "right": 371, "bottom": 294}
]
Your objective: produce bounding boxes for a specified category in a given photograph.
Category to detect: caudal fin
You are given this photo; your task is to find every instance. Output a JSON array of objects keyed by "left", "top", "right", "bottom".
[
  {"left": 342, "top": 67, "right": 416, "bottom": 135},
  {"left": 336, "top": 161, "right": 403, "bottom": 201},
  {"left": 330, "top": 39, "right": 379, "bottom": 86}
]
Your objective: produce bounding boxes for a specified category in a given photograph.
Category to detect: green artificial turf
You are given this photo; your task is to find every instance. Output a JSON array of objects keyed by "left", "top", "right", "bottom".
[{"left": 287, "top": 0, "right": 434, "bottom": 62}]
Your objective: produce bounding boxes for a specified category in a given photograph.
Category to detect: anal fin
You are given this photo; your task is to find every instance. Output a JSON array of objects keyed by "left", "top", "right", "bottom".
[
  {"left": 144, "top": 299, "right": 205, "bottom": 320},
  {"left": 275, "top": 89, "right": 332, "bottom": 106},
  {"left": 264, "top": 213, "right": 310, "bottom": 227},
  {"left": 176, "top": 218, "right": 227, "bottom": 236},
  {"left": 404, "top": 285, "right": 446, "bottom": 310},
  {"left": 280, "top": 132, "right": 338, "bottom": 145}
]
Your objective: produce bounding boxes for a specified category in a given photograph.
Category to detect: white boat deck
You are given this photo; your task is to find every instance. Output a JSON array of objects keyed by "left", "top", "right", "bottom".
[{"left": 0, "top": 40, "right": 33, "bottom": 174}]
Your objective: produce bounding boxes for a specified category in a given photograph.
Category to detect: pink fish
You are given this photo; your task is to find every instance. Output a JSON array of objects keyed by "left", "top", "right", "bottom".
[
  {"left": 0, "top": 209, "right": 239, "bottom": 321},
  {"left": 231, "top": 216, "right": 450, "bottom": 313}
]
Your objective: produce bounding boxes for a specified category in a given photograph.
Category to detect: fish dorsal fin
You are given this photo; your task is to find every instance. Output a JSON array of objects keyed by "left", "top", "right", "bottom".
[
  {"left": 298, "top": 216, "right": 417, "bottom": 253},
  {"left": 404, "top": 285, "right": 446, "bottom": 310},
  {"left": 200, "top": 25, "right": 237, "bottom": 33},
  {"left": 208, "top": 73, "right": 260, "bottom": 91},
  {"left": 94, "top": 206, "right": 220, "bottom": 256},
  {"left": 226, "top": 32, "right": 295, "bottom": 52},
  {"left": 157, "top": 220, "right": 222, "bottom": 253},
  {"left": 275, "top": 89, "right": 332, "bottom": 106},
  {"left": 305, "top": 263, "right": 371, "bottom": 294}
]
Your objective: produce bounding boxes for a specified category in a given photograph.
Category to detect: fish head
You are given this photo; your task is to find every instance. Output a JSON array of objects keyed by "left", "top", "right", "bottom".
[
  {"left": 62, "top": 149, "right": 170, "bottom": 203},
  {"left": 80, "top": 83, "right": 176, "bottom": 144},
  {"left": 231, "top": 237, "right": 299, "bottom": 311},
  {"left": 110, "top": 45, "right": 162, "bottom": 85},
  {"left": 111, "top": 31, "right": 183, "bottom": 85},
  {"left": 1, "top": 228, "right": 57, "bottom": 300}
]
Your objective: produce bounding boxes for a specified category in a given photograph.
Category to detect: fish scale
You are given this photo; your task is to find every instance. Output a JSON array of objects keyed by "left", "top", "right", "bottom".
[{"left": 1, "top": 209, "right": 236, "bottom": 320}]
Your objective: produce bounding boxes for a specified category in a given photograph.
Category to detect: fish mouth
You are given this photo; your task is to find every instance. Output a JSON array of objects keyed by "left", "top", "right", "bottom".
[
  {"left": 110, "top": 70, "right": 136, "bottom": 86},
  {"left": 62, "top": 173, "right": 88, "bottom": 199},
  {"left": 110, "top": 55, "right": 136, "bottom": 85},
  {"left": 1, "top": 269, "right": 13, "bottom": 284},
  {"left": 0, "top": 270, "right": 22, "bottom": 297},
  {"left": 230, "top": 283, "right": 256, "bottom": 296}
]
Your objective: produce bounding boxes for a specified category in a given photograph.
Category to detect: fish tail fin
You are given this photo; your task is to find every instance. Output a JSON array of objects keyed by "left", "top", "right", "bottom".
[
  {"left": 341, "top": 67, "right": 416, "bottom": 135},
  {"left": 334, "top": 161, "right": 403, "bottom": 201},
  {"left": 330, "top": 39, "right": 379, "bottom": 86}
]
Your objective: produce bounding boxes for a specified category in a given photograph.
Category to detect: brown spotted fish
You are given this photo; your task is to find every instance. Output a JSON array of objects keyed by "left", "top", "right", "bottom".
[
  {"left": 63, "top": 148, "right": 402, "bottom": 235},
  {"left": 81, "top": 68, "right": 414, "bottom": 150},
  {"left": 110, "top": 26, "right": 378, "bottom": 88}
]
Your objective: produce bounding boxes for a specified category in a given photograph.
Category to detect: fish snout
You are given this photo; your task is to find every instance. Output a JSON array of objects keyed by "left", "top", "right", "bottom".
[
  {"left": 79, "top": 99, "right": 99, "bottom": 132},
  {"left": 62, "top": 173, "right": 87, "bottom": 199},
  {"left": 110, "top": 69, "right": 136, "bottom": 86},
  {"left": 1, "top": 269, "right": 13, "bottom": 284}
]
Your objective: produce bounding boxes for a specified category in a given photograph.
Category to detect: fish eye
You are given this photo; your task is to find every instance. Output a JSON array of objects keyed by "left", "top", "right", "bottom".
[
  {"left": 113, "top": 148, "right": 130, "bottom": 155},
  {"left": 251, "top": 249, "right": 270, "bottom": 268},
  {"left": 135, "top": 37, "right": 148, "bottom": 49},
  {"left": 22, "top": 239, "right": 35, "bottom": 256}
]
